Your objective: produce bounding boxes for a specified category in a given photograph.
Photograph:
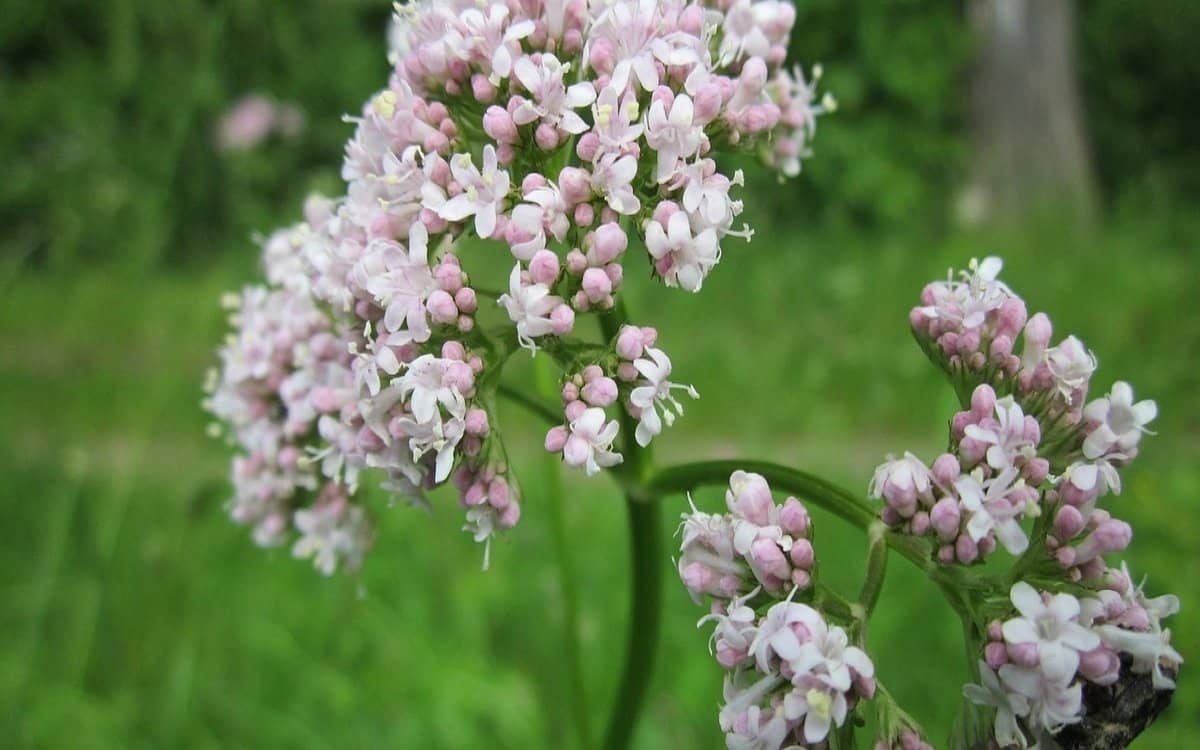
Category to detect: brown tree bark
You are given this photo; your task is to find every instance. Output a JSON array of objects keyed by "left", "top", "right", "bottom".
[{"left": 962, "top": 0, "right": 1098, "bottom": 225}]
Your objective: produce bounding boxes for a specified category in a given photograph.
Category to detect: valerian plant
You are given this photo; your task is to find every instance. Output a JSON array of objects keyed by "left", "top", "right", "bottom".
[{"left": 203, "top": 2, "right": 1181, "bottom": 748}]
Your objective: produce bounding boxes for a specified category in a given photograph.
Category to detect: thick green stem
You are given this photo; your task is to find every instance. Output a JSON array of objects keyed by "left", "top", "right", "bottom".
[
  {"left": 601, "top": 497, "right": 663, "bottom": 750},
  {"left": 534, "top": 357, "right": 592, "bottom": 750},
  {"left": 597, "top": 297, "right": 665, "bottom": 750}
]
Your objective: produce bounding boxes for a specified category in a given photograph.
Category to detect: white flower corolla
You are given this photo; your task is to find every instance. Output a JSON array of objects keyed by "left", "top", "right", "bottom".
[
  {"left": 645, "top": 94, "right": 705, "bottom": 182},
  {"left": 964, "top": 395, "right": 1037, "bottom": 471},
  {"left": 591, "top": 85, "right": 643, "bottom": 154},
  {"left": 918, "top": 256, "right": 1012, "bottom": 331},
  {"left": 433, "top": 146, "right": 511, "bottom": 239},
  {"left": 955, "top": 467, "right": 1031, "bottom": 555},
  {"left": 628, "top": 346, "right": 698, "bottom": 446},
  {"left": 997, "top": 663, "right": 1083, "bottom": 734},
  {"left": 497, "top": 263, "right": 564, "bottom": 352},
  {"left": 292, "top": 491, "right": 372, "bottom": 575},
  {"left": 562, "top": 406, "right": 623, "bottom": 476},
  {"left": 645, "top": 211, "right": 720, "bottom": 291},
  {"left": 353, "top": 224, "right": 437, "bottom": 342},
  {"left": 1002, "top": 583, "right": 1101, "bottom": 683},
  {"left": 1082, "top": 381, "right": 1157, "bottom": 460},
  {"left": 512, "top": 53, "right": 596, "bottom": 134},
  {"left": 590, "top": 152, "right": 641, "bottom": 215},
  {"left": 1044, "top": 335, "right": 1097, "bottom": 402},
  {"left": 963, "top": 661, "right": 1032, "bottom": 750}
]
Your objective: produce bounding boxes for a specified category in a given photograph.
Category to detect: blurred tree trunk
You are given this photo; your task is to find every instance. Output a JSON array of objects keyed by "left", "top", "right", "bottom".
[{"left": 962, "top": 0, "right": 1097, "bottom": 225}]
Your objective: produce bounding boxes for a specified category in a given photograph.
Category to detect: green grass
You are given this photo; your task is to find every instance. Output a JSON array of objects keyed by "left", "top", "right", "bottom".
[{"left": 1, "top": 217, "right": 1197, "bottom": 748}]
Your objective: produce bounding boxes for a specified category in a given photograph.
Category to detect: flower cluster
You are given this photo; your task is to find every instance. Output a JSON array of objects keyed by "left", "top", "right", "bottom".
[
  {"left": 207, "top": 1, "right": 829, "bottom": 572},
  {"left": 966, "top": 574, "right": 1182, "bottom": 747},
  {"left": 872, "top": 259, "right": 1157, "bottom": 570},
  {"left": 679, "top": 471, "right": 876, "bottom": 748}
]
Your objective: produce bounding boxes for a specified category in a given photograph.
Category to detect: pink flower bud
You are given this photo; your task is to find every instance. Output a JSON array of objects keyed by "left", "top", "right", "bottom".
[
  {"left": 426, "top": 289, "right": 459, "bottom": 324},
  {"left": 984, "top": 642, "right": 1008, "bottom": 669},
  {"left": 997, "top": 298, "right": 1028, "bottom": 338},
  {"left": 558, "top": 167, "right": 592, "bottom": 203},
  {"left": 471, "top": 74, "right": 497, "bottom": 103},
  {"left": 465, "top": 408, "right": 490, "bottom": 436},
  {"left": 779, "top": 497, "right": 810, "bottom": 537},
  {"left": 535, "top": 122, "right": 560, "bottom": 150},
  {"left": 955, "top": 534, "right": 979, "bottom": 564},
  {"left": 529, "top": 249, "right": 561, "bottom": 285},
  {"left": 715, "top": 641, "right": 748, "bottom": 669},
  {"left": 929, "top": 498, "right": 960, "bottom": 541},
  {"left": 750, "top": 538, "right": 789, "bottom": 580},
  {"left": 453, "top": 287, "right": 477, "bottom": 314},
  {"left": 652, "top": 200, "right": 679, "bottom": 225},
  {"left": 575, "top": 132, "right": 600, "bottom": 161},
  {"left": 550, "top": 303, "right": 575, "bottom": 335},
  {"left": 1024, "top": 457, "right": 1049, "bottom": 485},
  {"left": 442, "top": 340, "right": 466, "bottom": 361},
  {"left": 1023, "top": 312, "right": 1053, "bottom": 350},
  {"left": 616, "top": 361, "right": 638, "bottom": 381},
  {"left": 911, "top": 511, "right": 931, "bottom": 536},
  {"left": 581, "top": 376, "right": 618, "bottom": 407},
  {"left": 788, "top": 538, "right": 814, "bottom": 568},
  {"left": 1078, "top": 646, "right": 1120, "bottom": 686},
  {"left": 1054, "top": 505, "right": 1086, "bottom": 541},
  {"left": 573, "top": 202, "right": 595, "bottom": 227},
  {"left": 727, "top": 472, "right": 773, "bottom": 525},
  {"left": 970, "top": 384, "right": 996, "bottom": 417},
  {"left": 616, "top": 326, "right": 645, "bottom": 360},
  {"left": 581, "top": 267, "right": 613, "bottom": 302},
  {"left": 987, "top": 621, "right": 1004, "bottom": 641},
  {"left": 590, "top": 222, "right": 628, "bottom": 264},
  {"left": 564, "top": 396, "right": 587, "bottom": 421},
  {"left": 1074, "top": 518, "right": 1132, "bottom": 564},
  {"left": 930, "top": 453, "right": 961, "bottom": 487},
  {"left": 565, "top": 249, "right": 588, "bottom": 275},
  {"left": 544, "top": 425, "right": 568, "bottom": 452},
  {"left": 463, "top": 483, "right": 487, "bottom": 507}
]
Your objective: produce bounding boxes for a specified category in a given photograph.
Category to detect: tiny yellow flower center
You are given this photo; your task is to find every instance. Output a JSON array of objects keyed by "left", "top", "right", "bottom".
[
  {"left": 466, "top": 185, "right": 479, "bottom": 202},
  {"left": 373, "top": 91, "right": 398, "bottom": 119},
  {"left": 596, "top": 103, "right": 614, "bottom": 127},
  {"left": 806, "top": 688, "right": 832, "bottom": 722}
]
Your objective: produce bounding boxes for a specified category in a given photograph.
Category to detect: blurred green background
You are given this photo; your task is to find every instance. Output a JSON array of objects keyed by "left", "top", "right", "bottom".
[{"left": 1, "top": 1, "right": 1197, "bottom": 748}]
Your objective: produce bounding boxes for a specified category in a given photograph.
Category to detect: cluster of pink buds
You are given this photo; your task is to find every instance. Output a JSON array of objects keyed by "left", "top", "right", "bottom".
[
  {"left": 911, "top": 257, "right": 1100, "bottom": 423},
  {"left": 678, "top": 470, "right": 814, "bottom": 599},
  {"left": 873, "top": 258, "right": 1158, "bottom": 570},
  {"left": 209, "top": 0, "right": 831, "bottom": 573},
  {"left": 678, "top": 472, "right": 874, "bottom": 748},
  {"left": 967, "top": 574, "right": 1181, "bottom": 747},
  {"left": 544, "top": 325, "right": 698, "bottom": 474}
]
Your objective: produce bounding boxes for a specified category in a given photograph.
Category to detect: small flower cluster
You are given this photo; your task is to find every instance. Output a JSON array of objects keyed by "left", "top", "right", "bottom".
[
  {"left": 544, "top": 325, "right": 698, "bottom": 474},
  {"left": 679, "top": 472, "right": 875, "bottom": 748},
  {"left": 208, "top": 1, "right": 831, "bottom": 572},
  {"left": 966, "top": 573, "right": 1182, "bottom": 747},
  {"left": 872, "top": 258, "right": 1157, "bottom": 569}
]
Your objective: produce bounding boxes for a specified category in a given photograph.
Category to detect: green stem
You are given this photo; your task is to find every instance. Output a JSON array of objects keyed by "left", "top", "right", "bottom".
[
  {"left": 598, "top": 296, "right": 663, "bottom": 750},
  {"left": 601, "top": 496, "right": 663, "bottom": 750},
  {"left": 497, "top": 383, "right": 561, "bottom": 426},
  {"left": 534, "top": 357, "right": 592, "bottom": 750},
  {"left": 857, "top": 520, "right": 889, "bottom": 622}
]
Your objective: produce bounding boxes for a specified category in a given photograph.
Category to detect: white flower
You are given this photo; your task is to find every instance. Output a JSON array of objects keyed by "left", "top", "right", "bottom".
[
  {"left": 591, "top": 85, "right": 643, "bottom": 154},
  {"left": 868, "top": 452, "right": 933, "bottom": 504},
  {"left": 997, "top": 663, "right": 1083, "bottom": 734},
  {"left": 497, "top": 263, "right": 563, "bottom": 353},
  {"left": 353, "top": 224, "right": 437, "bottom": 342},
  {"left": 1002, "top": 582, "right": 1100, "bottom": 682},
  {"left": 1082, "top": 381, "right": 1157, "bottom": 459},
  {"left": 964, "top": 395, "right": 1036, "bottom": 471},
  {"left": 397, "top": 354, "right": 468, "bottom": 425},
  {"left": 433, "top": 146, "right": 511, "bottom": 239},
  {"left": 590, "top": 152, "right": 641, "bottom": 215},
  {"left": 292, "top": 496, "right": 371, "bottom": 575},
  {"left": 1044, "top": 335, "right": 1097, "bottom": 402},
  {"left": 1093, "top": 623, "right": 1183, "bottom": 690},
  {"left": 562, "top": 407, "right": 623, "bottom": 475},
  {"left": 628, "top": 346, "right": 698, "bottom": 446},
  {"left": 455, "top": 4, "right": 534, "bottom": 82},
  {"left": 509, "top": 181, "right": 569, "bottom": 260},
  {"left": 645, "top": 211, "right": 720, "bottom": 292},
  {"left": 963, "top": 661, "right": 1032, "bottom": 749},
  {"left": 955, "top": 468, "right": 1030, "bottom": 555},
  {"left": 512, "top": 54, "right": 596, "bottom": 134},
  {"left": 645, "top": 94, "right": 705, "bottom": 182},
  {"left": 918, "top": 256, "right": 1011, "bottom": 331}
]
